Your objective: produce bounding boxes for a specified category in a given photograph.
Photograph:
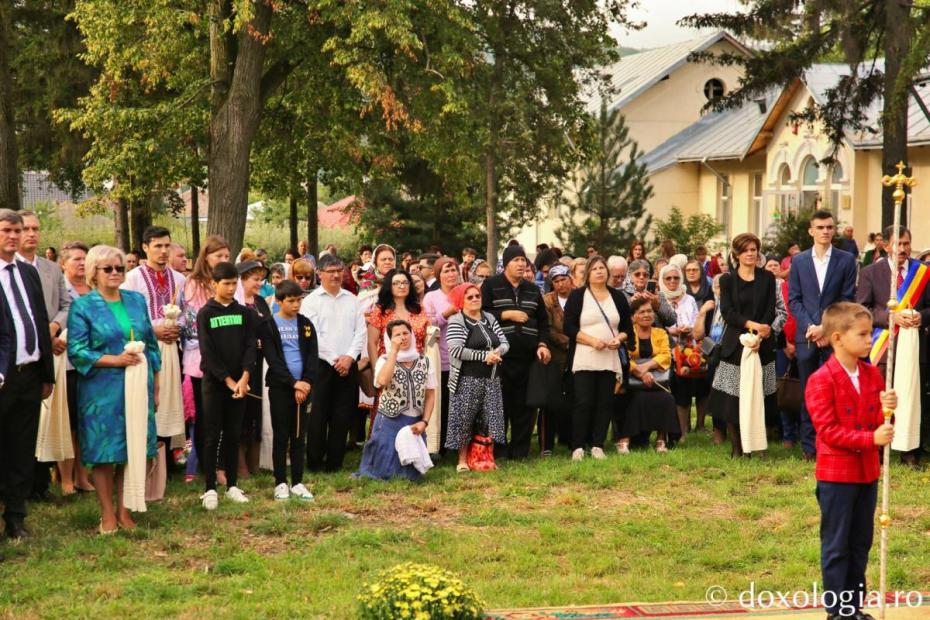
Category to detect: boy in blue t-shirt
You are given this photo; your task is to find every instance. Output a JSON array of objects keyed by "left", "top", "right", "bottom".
[{"left": 263, "top": 280, "right": 319, "bottom": 500}]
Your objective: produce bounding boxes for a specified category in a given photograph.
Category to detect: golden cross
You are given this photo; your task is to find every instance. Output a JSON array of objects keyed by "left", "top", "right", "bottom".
[{"left": 882, "top": 161, "right": 918, "bottom": 204}]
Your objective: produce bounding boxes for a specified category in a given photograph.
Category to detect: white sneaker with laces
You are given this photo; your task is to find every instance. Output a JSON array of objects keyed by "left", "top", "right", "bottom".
[
  {"left": 226, "top": 486, "right": 249, "bottom": 503},
  {"left": 201, "top": 490, "right": 218, "bottom": 511},
  {"left": 571, "top": 448, "right": 584, "bottom": 462},
  {"left": 290, "top": 483, "right": 314, "bottom": 501},
  {"left": 591, "top": 447, "right": 607, "bottom": 460},
  {"left": 274, "top": 483, "right": 290, "bottom": 501}
]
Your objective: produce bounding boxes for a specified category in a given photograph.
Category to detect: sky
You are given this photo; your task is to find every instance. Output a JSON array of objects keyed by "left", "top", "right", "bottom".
[{"left": 611, "top": 0, "right": 746, "bottom": 49}]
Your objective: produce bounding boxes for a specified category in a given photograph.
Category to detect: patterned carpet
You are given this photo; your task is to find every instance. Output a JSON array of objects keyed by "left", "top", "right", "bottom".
[{"left": 485, "top": 595, "right": 930, "bottom": 619}]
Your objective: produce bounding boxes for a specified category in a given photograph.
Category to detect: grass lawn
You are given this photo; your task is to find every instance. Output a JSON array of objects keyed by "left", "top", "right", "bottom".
[{"left": 2, "top": 431, "right": 929, "bottom": 619}]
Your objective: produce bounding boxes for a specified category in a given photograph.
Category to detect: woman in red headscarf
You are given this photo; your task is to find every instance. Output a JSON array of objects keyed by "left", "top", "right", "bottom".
[{"left": 444, "top": 283, "right": 509, "bottom": 472}]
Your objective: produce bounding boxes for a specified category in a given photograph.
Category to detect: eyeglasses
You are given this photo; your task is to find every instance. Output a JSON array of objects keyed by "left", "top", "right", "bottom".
[
  {"left": 321, "top": 269, "right": 342, "bottom": 276},
  {"left": 632, "top": 271, "right": 649, "bottom": 278},
  {"left": 97, "top": 265, "right": 126, "bottom": 274},
  {"left": 295, "top": 275, "right": 313, "bottom": 281},
  {"left": 465, "top": 293, "right": 481, "bottom": 301},
  {"left": 664, "top": 276, "right": 680, "bottom": 281},
  {"left": 392, "top": 280, "right": 410, "bottom": 288}
]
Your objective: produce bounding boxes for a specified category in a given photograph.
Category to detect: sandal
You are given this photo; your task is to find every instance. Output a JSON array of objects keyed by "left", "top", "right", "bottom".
[
  {"left": 456, "top": 463, "right": 470, "bottom": 473},
  {"left": 655, "top": 440, "right": 668, "bottom": 454},
  {"left": 98, "top": 520, "right": 118, "bottom": 536}
]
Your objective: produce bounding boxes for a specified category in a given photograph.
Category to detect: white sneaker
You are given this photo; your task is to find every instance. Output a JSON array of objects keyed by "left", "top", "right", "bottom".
[
  {"left": 201, "top": 490, "right": 218, "bottom": 511},
  {"left": 274, "top": 483, "right": 290, "bottom": 501},
  {"left": 226, "top": 486, "right": 249, "bottom": 503},
  {"left": 591, "top": 447, "right": 607, "bottom": 460},
  {"left": 571, "top": 448, "right": 585, "bottom": 462},
  {"left": 290, "top": 483, "right": 314, "bottom": 501}
]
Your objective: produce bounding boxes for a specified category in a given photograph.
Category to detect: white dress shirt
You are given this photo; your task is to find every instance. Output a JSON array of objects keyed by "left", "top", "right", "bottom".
[
  {"left": 843, "top": 363, "right": 860, "bottom": 394},
  {"left": 887, "top": 257, "right": 908, "bottom": 288},
  {"left": 812, "top": 246, "right": 832, "bottom": 292},
  {"left": 299, "top": 286, "right": 367, "bottom": 366},
  {"left": 0, "top": 256, "right": 41, "bottom": 365}
]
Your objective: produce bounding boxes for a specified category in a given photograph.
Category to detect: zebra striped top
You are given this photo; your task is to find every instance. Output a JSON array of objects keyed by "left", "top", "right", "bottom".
[{"left": 446, "top": 311, "right": 509, "bottom": 395}]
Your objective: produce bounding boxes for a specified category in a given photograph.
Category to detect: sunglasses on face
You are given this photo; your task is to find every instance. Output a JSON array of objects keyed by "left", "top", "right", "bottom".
[
  {"left": 664, "top": 276, "right": 680, "bottom": 281},
  {"left": 632, "top": 271, "right": 648, "bottom": 278},
  {"left": 465, "top": 293, "right": 481, "bottom": 301},
  {"left": 97, "top": 265, "right": 126, "bottom": 274},
  {"left": 296, "top": 275, "right": 313, "bottom": 281}
]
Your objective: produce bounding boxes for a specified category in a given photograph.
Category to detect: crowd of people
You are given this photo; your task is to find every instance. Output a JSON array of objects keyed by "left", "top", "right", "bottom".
[{"left": 1, "top": 207, "right": 928, "bottom": 548}]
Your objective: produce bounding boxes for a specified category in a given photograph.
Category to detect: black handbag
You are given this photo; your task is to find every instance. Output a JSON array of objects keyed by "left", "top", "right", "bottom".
[
  {"left": 776, "top": 359, "right": 801, "bottom": 416},
  {"left": 526, "top": 359, "right": 565, "bottom": 409}
]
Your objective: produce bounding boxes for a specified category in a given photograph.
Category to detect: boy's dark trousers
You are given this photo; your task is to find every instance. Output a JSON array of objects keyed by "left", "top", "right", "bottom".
[
  {"left": 201, "top": 379, "right": 246, "bottom": 491},
  {"left": 307, "top": 361, "right": 358, "bottom": 472},
  {"left": 816, "top": 480, "right": 877, "bottom": 616},
  {"left": 269, "top": 386, "right": 310, "bottom": 486}
]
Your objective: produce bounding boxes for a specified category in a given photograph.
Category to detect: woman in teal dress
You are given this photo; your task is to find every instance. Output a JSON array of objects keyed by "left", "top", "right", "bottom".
[{"left": 68, "top": 245, "right": 161, "bottom": 534}]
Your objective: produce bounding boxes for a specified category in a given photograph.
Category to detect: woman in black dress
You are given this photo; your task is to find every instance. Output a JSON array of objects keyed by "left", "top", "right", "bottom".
[{"left": 706, "top": 233, "right": 786, "bottom": 457}]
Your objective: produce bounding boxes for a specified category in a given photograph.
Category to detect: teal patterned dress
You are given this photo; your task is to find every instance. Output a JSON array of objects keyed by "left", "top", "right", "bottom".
[{"left": 67, "top": 289, "right": 162, "bottom": 465}]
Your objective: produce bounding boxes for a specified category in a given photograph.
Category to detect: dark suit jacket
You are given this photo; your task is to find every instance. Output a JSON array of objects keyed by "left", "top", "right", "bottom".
[
  {"left": 719, "top": 268, "right": 778, "bottom": 364},
  {"left": 856, "top": 258, "right": 930, "bottom": 363},
  {"left": 0, "top": 293, "right": 13, "bottom": 381},
  {"left": 1, "top": 260, "right": 55, "bottom": 382},
  {"left": 788, "top": 247, "right": 857, "bottom": 343}
]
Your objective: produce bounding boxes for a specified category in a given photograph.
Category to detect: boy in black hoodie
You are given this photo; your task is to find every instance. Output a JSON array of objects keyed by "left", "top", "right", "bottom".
[
  {"left": 196, "top": 262, "right": 257, "bottom": 510},
  {"left": 263, "top": 280, "right": 319, "bottom": 501}
]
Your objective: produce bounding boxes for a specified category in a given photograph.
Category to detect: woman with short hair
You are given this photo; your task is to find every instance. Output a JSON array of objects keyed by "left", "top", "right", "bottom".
[
  {"left": 289, "top": 258, "right": 316, "bottom": 296},
  {"left": 68, "top": 245, "right": 161, "bottom": 533}
]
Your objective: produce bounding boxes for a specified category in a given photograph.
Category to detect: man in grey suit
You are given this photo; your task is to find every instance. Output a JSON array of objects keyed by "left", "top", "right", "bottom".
[{"left": 17, "top": 211, "right": 70, "bottom": 502}]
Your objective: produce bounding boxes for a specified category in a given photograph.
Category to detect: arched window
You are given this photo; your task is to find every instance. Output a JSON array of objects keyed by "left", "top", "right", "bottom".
[
  {"left": 776, "top": 164, "right": 796, "bottom": 216},
  {"left": 832, "top": 162, "right": 844, "bottom": 183},
  {"left": 704, "top": 78, "right": 725, "bottom": 101},
  {"left": 802, "top": 157, "right": 820, "bottom": 185},
  {"left": 829, "top": 161, "right": 847, "bottom": 211},
  {"left": 800, "top": 156, "right": 821, "bottom": 209},
  {"left": 779, "top": 164, "right": 791, "bottom": 187}
]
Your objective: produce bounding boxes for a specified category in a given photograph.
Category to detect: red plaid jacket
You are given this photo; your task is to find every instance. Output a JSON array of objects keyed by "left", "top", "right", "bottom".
[{"left": 806, "top": 355, "right": 884, "bottom": 483}]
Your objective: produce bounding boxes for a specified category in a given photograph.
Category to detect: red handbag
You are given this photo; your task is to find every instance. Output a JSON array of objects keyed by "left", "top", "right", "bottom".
[{"left": 466, "top": 435, "right": 497, "bottom": 471}]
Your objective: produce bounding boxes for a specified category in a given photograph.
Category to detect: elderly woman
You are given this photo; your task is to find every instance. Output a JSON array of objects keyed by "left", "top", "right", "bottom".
[
  {"left": 683, "top": 259, "right": 715, "bottom": 432},
  {"left": 68, "top": 245, "right": 161, "bottom": 534},
  {"left": 423, "top": 256, "right": 462, "bottom": 449},
  {"left": 616, "top": 298, "right": 679, "bottom": 454},
  {"left": 622, "top": 259, "right": 677, "bottom": 328},
  {"left": 445, "top": 283, "right": 508, "bottom": 472},
  {"left": 707, "top": 233, "right": 786, "bottom": 457},
  {"left": 570, "top": 257, "right": 587, "bottom": 289},
  {"left": 659, "top": 263, "right": 700, "bottom": 441},
  {"left": 541, "top": 264, "right": 573, "bottom": 453},
  {"left": 59, "top": 241, "right": 94, "bottom": 494},
  {"left": 469, "top": 259, "right": 492, "bottom": 285},
  {"left": 563, "top": 256, "right": 632, "bottom": 461}
]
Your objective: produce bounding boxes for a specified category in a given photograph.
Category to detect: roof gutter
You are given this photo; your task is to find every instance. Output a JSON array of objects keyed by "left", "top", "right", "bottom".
[{"left": 700, "top": 157, "right": 730, "bottom": 187}]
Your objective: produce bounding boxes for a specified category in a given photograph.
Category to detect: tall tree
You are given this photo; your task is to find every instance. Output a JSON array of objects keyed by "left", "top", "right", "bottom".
[
  {"left": 0, "top": 2, "right": 18, "bottom": 209},
  {"left": 682, "top": 1, "right": 928, "bottom": 227},
  {"left": 557, "top": 102, "right": 653, "bottom": 258}
]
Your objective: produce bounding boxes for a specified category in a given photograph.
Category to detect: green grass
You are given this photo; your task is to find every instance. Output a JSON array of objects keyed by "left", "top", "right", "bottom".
[{"left": 3, "top": 432, "right": 930, "bottom": 619}]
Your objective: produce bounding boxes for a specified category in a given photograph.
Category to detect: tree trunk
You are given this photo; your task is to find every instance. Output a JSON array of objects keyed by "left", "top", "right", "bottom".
[
  {"left": 206, "top": 0, "right": 274, "bottom": 256},
  {"left": 128, "top": 195, "right": 151, "bottom": 252},
  {"left": 115, "top": 196, "right": 130, "bottom": 251},
  {"left": 484, "top": 149, "right": 497, "bottom": 263},
  {"left": 881, "top": 0, "right": 913, "bottom": 228},
  {"left": 307, "top": 169, "right": 318, "bottom": 257},
  {"left": 288, "top": 192, "right": 298, "bottom": 252},
  {"left": 0, "top": 3, "right": 20, "bottom": 210},
  {"left": 191, "top": 184, "right": 201, "bottom": 256},
  {"left": 484, "top": 41, "right": 506, "bottom": 263}
]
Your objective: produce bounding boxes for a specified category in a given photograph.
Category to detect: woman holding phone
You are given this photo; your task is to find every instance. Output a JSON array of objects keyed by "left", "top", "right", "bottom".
[{"left": 621, "top": 259, "right": 676, "bottom": 328}]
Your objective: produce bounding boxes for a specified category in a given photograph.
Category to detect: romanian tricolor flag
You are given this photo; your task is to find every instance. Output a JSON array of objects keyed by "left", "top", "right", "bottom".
[{"left": 869, "top": 260, "right": 930, "bottom": 364}]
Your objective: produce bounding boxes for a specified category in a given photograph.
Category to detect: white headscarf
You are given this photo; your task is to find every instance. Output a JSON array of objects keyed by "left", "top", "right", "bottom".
[
  {"left": 383, "top": 324, "right": 420, "bottom": 363},
  {"left": 669, "top": 254, "right": 688, "bottom": 270},
  {"left": 658, "top": 264, "right": 685, "bottom": 302}
]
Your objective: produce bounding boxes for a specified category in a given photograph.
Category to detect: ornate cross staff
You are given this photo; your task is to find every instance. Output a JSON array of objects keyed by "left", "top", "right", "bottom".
[{"left": 878, "top": 161, "right": 917, "bottom": 620}]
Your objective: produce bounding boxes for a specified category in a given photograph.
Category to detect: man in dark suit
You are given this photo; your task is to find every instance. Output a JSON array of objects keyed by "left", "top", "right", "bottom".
[
  {"left": 856, "top": 226, "right": 930, "bottom": 467},
  {"left": 788, "top": 209, "right": 858, "bottom": 460},
  {"left": 0, "top": 209, "right": 55, "bottom": 540}
]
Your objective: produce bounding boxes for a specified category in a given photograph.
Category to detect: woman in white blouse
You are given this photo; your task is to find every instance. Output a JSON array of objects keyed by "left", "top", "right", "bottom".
[{"left": 563, "top": 256, "right": 632, "bottom": 461}]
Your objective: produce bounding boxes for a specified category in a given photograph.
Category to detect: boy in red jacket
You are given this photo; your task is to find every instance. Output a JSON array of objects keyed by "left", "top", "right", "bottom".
[{"left": 806, "top": 302, "right": 896, "bottom": 620}]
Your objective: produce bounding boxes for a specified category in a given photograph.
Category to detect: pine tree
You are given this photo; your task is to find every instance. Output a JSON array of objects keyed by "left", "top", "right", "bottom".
[{"left": 557, "top": 102, "right": 653, "bottom": 258}]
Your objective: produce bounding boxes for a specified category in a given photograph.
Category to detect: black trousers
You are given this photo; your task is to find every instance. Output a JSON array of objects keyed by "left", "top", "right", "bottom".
[
  {"left": 191, "top": 376, "right": 205, "bottom": 472},
  {"left": 571, "top": 370, "right": 615, "bottom": 450},
  {"left": 500, "top": 357, "right": 534, "bottom": 459},
  {"left": 816, "top": 480, "right": 876, "bottom": 616},
  {"left": 439, "top": 370, "right": 450, "bottom": 453},
  {"left": 269, "top": 385, "right": 310, "bottom": 486},
  {"left": 201, "top": 379, "right": 245, "bottom": 491},
  {"left": 307, "top": 361, "right": 358, "bottom": 472},
  {"left": 0, "top": 363, "right": 43, "bottom": 526}
]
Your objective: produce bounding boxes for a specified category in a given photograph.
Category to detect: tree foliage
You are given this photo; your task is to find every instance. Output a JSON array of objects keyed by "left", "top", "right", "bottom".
[
  {"left": 650, "top": 207, "right": 723, "bottom": 258},
  {"left": 557, "top": 102, "right": 653, "bottom": 258}
]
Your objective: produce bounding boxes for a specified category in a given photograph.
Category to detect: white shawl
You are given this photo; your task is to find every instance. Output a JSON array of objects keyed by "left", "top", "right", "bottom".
[
  {"left": 123, "top": 339, "right": 149, "bottom": 513},
  {"left": 738, "top": 332, "right": 768, "bottom": 453},
  {"left": 35, "top": 329, "right": 73, "bottom": 462},
  {"left": 892, "top": 310, "right": 921, "bottom": 452}
]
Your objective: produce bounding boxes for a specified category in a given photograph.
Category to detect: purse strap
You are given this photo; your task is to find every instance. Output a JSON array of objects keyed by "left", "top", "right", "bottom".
[{"left": 589, "top": 288, "right": 617, "bottom": 337}]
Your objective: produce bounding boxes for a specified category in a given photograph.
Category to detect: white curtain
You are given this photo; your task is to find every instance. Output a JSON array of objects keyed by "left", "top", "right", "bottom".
[
  {"left": 892, "top": 316, "right": 921, "bottom": 452},
  {"left": 35, "top": 329, "right": 73, "bottom": 462},
  {"left": 155, "top": 305, "right": 185, "bottom": 439},
  {"left": 425, "top": 326, "right": 443, "bottom": 454},
  {"left": 738, "top": 332, "right": 768, "bottom": 453},
  {"left": 123, "top": 339, "right": 149, "bottom": 513}
]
